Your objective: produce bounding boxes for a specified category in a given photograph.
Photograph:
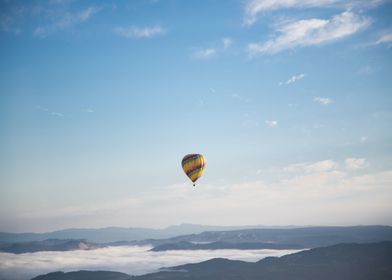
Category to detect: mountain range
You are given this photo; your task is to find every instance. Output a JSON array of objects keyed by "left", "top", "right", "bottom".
[
  {"left": 144, "top": 225, "right": 392, "bottom": 249},
  {"left": 0, "top": 239, "right": 97, "bottom": 254},
  {"left": 0, "top": 224, "right": 271, "bottom": 244},
  {"left": 1, "top": 225, "right": 392, "bottom": 254}
]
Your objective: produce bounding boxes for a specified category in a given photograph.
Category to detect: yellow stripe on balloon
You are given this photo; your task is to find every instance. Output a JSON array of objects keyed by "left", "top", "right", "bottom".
[
  {"left": 190, "top": 168, "right": 205, "bottom": 182},
  {"left": 183, "top": 157, "right": 203, "bottom": 172}
]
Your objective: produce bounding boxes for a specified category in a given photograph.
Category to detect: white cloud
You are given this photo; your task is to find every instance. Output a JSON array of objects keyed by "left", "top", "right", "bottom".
[
  {"left": 247, "top": 11, "right": 370, "bottom": 56},
  {"left": 114, "top": 25, "right": 166, "bottom": 39},
  {"left": 314, "top": 97, "right": 333, "bottom": 105},
  {"left": 374, "top": 32, "right": 392, "bottom": 46},
  {"left": 345, "top": 158, "right": 367, "bottom": 170},
  {"left": 243, "top": 0, "right": 384, "bottom": 25},
  {"left": 281, "top": 170, "right": 346, "bottom": 190},
  {"left": 193, "top": 48, "right": 217, "bottom": 59},
  {"left": 286, "top": 73, "right": 305, "bottom": 84},
  {"left": 50, "top": 112, "right": 64, "bottom": 117},
  {"left": 265, "top": 120, "right": 278, "bottom": 127},
  {"left": 193, "top": 37, "right": 233, "bottom": 60},
  {"left": 78, "top": 6, "right": 99, "bottom": 22},
  {"left": 360, "top": 136, "right": 368, "bottom": 143},
  {"left": 0, "top": 246, "right": 299, "bottom": 280},
  {"left": 285, "top": 160, "right": 339, "bottom": 173},
  {"left": 285, "top": 157, "right": 369, "bottom": 176},
  {"left": 33, "top": 6, "right": 101, "bottom": 38},
  {"left": 1, "top": 2, "right": 102, "bottom": 36},
  {"left": 222, "top": 37, "right": 234, "bottom": 49},
  {"left": 35, "top": 105, "right": 64, "bottom": 118},
  {"left": 279, "top": 73, "right": 305, "bottom": 85},
  {"left": 232, "top": 93, "right": 250, "bottom": 103},
  {"left": 244, "top": 0, "right": 339, "bottom": 25}
]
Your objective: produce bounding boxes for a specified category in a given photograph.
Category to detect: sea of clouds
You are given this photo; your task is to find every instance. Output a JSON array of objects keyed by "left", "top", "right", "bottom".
[{"left": 0, "top": 246, "right": 301, "bottom": 280}]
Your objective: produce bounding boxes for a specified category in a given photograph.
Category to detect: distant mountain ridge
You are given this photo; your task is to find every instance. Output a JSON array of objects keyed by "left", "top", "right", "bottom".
[
  {"left": 0, "top": 224, "right": 271, "bottom": 243},
  {"left": 150, "top": 241, "right": 303, "bottom": 251},
  {"left": 31, "top": 271, "right": 131, "bottom": 280},
  {"left": 0, "top": 239, "right": 98, "bottom": 254},
  {"left": 30, "top": 241, "right": 392, "bottom": 280},
  {"left": 144, "top": 225, "right": 392, "bottom": 249}
]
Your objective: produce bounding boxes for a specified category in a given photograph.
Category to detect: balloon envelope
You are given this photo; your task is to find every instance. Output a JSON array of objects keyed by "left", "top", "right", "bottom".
[{"left": 181, "top": 154, "right": 207, "bottom": 185}]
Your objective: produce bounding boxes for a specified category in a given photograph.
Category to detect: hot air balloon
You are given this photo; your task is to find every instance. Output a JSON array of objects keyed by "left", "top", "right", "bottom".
[{"left": 181, "top": 154, "right": 207, "bottom": 186}]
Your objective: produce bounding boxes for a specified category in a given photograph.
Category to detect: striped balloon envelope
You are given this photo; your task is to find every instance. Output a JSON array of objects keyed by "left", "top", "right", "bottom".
[{"left": 181, "top": 154, "right": 207, "bottom": 186}]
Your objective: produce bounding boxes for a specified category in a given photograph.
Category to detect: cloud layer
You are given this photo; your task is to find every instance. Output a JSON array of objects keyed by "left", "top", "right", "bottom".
[{"left": 0, "top": 246, "right": 299, "bottom": 280}]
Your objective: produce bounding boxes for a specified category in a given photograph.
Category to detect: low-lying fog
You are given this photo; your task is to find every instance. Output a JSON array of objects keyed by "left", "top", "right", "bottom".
[{"left": 0, "top": 246, "right": 302, "bottom": 280}]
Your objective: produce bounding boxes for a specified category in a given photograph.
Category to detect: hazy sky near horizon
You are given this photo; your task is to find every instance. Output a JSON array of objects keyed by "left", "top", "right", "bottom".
[{"left": 1, "top": 0, "right": 392, "bottom": 232}]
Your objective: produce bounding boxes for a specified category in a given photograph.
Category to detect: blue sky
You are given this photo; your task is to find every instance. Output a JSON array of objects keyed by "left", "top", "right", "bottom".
[{"left": 1, "top": 0, "right": 392, "bottom": 232}]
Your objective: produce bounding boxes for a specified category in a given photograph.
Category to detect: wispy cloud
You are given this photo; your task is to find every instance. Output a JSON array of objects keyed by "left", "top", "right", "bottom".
[
  {"left": 285, "top": 160, "right": 339, "bottom": 173},
  {"left": 0, "top": 1, "right": 101, "bottom": 36},
  {"left": 243, "top": 0, "right": 384, "bottom": 26},
  {"left": 244, "top": 0, "right": 339, "bottom": 25},
  {"left": 33, "top": 6, "right": 101, "bottom": 38},
  {"left": 345, "top": 158, "right": 367, "bottom": 170},
  {"left": 285, "top": 158, "right": 369, "bottom": 174},
  {"left": 222, "top": 37, "right": 234, "bottom": 49},
  {"left": 35, "top": 105, "right": 64, "bottom": 118},
  {"left": 247, "top": 11, "right": 370, "bottom": 56},
  {"left": 314, "top": 97, "right": 333, "bottom": 105},
  {"left": 232, "top": 93, "right": 249, "bottom": 103},
  {"left": 114, "top": 25, "right": 166, "bottom": 39},
  {"left": 373, "top": 31, "right": 392, "bottom": 46},
  {"left": 265, "top": 120, "right": 278, "bottom": 128},
  {"left": 193, "top": 37, "right": 234, "bottom": 59},
  {"left": 193, "top": 48, "right": 217, "bottom": 59},
  {"left": 50, "top": 112, "right": 64, "bottom": 117},
  {"left": 279, "top": 73, "right": 305, "bottom": 85}
]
